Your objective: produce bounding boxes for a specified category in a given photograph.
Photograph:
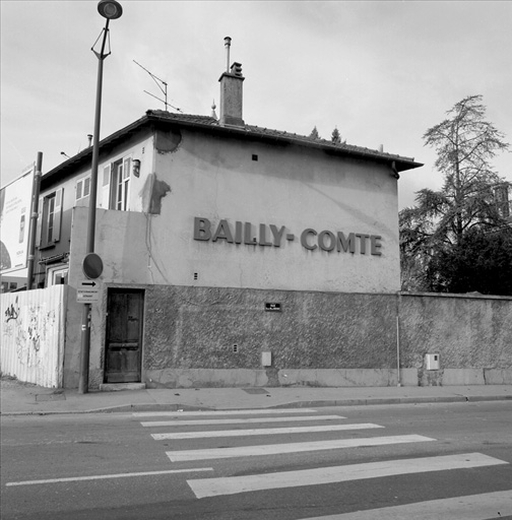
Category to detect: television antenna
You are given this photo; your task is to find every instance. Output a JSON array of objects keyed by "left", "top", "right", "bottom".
[{"left": 133, "top": 60, "right": 181, "bottom": 112}]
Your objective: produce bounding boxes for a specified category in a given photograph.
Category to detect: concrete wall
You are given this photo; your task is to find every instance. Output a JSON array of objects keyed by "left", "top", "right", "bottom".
[
  {"left": 140, "top": 285, "right": 512, "bottom": 388},
  {"left": 63, "top": 207, "right": 149, "bottom": 388},
  {"left": 143, "top": 286, "right": 399, "bottom": 388},
  {"left": 399, "top": 293, "right": 512, "bottom": 386}
]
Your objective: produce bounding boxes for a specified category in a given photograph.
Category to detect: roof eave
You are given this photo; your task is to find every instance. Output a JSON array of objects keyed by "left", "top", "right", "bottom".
[{"left": 42, "top": 111, "right": 422, "bottom": 184}]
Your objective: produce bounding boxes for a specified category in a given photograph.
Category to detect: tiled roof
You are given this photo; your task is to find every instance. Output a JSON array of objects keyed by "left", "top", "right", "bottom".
[{"left": 147, "top": 109, "right": 422, "bottom": 171}]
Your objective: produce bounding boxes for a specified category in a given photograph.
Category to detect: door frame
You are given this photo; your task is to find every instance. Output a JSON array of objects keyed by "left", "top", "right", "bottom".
[{"left": 104, "top": 287, "right": 145, "bottom": 384}]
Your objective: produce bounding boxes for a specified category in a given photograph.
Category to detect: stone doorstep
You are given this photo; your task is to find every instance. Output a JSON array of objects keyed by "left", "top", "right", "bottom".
[{"left": 99, "top": 383, "right": 147, "bottom": 392}]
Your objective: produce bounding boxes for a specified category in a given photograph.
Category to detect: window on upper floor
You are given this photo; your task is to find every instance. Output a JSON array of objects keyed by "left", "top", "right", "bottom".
[
  {"left": 76, "top": 176, "right": 91, "bottom": 202},
  {"left": 37, "top": 188, "right": 63, "bottom": 248},
  {"left": 101, "top": 157, "right": 131, "bottom": 211}
]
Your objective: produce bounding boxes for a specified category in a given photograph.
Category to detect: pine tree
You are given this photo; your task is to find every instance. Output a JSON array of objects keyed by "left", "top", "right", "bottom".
[
  {"left": 331, "top": 127, "right": 341, "bottom": 144},
  {"left": 309, "top": 126, "right": 320, "bottom": 139},
  {"left": 399, "top": 95, "right": 511, "bottom": 294}
]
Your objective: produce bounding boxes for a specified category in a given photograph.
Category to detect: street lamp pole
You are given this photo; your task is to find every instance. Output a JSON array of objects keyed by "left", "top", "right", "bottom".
[{"left": 79, "top": 0, "right": 123, "bottom": 394}]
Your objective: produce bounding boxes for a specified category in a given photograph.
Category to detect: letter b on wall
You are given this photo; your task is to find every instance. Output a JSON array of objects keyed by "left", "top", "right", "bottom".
[{"left": 194, "top": 217, "right": 211, "bottom": 241}]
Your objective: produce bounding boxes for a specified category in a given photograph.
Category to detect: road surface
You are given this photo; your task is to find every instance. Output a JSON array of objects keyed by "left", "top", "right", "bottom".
[{"left": 1, "top": 401, "right": 511, "bottom": 519}]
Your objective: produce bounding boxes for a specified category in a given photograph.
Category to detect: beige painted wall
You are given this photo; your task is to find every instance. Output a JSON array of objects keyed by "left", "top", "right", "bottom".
[{"left": 138, "top": 129, "right": 401, "bottom": 293}]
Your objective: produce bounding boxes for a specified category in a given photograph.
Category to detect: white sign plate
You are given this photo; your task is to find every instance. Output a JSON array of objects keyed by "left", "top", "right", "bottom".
[{"left": 77, "top": 279, "right": 100, "bottom": 303}]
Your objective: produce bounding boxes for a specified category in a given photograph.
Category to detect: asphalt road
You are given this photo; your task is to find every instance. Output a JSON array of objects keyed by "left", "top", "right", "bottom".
[{"left": 1, "top": 401, "right": 512, "bottom": 520}]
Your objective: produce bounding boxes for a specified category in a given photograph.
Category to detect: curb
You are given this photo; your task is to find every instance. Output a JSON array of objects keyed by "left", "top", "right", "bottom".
[{"left": 1, "top": 394, "right": 510, "bottom": 416}]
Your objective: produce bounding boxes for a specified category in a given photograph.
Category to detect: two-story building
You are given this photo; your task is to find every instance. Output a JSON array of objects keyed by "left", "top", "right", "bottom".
[{"left": 32, "top": 59, "right": 423, "bottom": 389}]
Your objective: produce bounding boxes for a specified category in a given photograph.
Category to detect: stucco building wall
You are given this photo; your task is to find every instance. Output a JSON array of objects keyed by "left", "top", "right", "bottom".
[{"left": 145, "top": 129, "right": 401, "bottom": 293}]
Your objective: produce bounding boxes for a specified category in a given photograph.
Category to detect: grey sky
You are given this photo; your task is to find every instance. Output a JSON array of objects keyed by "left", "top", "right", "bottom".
[{"left": 1, "top": 1, "right": 511, "bottom": 208}]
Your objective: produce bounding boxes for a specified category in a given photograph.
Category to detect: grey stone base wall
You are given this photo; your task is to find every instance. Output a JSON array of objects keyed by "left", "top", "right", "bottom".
[
  {"left": 139, "top": 286, "right": 512, "bottom": 388},
  {"left": 144, "top": 368, "right": 419, "bottom": 388},
  {"left": 144, "top": 368, "right": 512, "bottom": 388}
]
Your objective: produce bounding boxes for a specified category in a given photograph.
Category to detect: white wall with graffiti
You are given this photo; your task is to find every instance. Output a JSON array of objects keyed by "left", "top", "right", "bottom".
[{"left": 1, "top": 285, "right": 66, "bottom": 387}]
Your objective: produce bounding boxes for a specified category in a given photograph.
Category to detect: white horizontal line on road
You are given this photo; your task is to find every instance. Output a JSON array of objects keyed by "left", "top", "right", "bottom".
[
  {"left": 5, "top": 468, "right": 214, "bottom": 487},
  {"left": 187, "top": 452, "right": 508, "bottom": 499},
  {"left": 133, "top": 408, "right": 318, "bottom": 417},
  {"left": 152, "top": 423, "right": 384, "bottom": 440},
  {"left": 299, "top": 489, "right": 512, "bottom": 520},
  {"left": 167, "top": 434, "right": 435, "bottom": 462},
  {"left": 141, "top": 415, "right": 346, "bottom": 427}
]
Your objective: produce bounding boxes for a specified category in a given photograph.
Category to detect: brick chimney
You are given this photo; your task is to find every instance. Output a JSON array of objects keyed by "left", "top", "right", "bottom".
[{"left": 218, "top": 37, "right": 245, "bottom": 127}]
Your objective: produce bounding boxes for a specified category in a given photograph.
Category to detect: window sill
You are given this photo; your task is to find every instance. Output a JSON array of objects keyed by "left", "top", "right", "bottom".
[{"left": 38, "top": 243, "right": 57, "bottom": 251}]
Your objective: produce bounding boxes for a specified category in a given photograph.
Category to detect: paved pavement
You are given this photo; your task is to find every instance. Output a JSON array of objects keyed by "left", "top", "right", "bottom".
[{"left": 1, "top": 377, "right": 511, "bottom": 415}]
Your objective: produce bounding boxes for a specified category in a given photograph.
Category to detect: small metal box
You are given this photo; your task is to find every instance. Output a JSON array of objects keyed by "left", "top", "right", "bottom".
[{"left": 425, "top": 353, "right": 440, "bottom": 370}]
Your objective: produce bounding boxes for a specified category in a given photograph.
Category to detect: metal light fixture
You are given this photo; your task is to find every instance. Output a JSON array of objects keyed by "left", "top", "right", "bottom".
[
  {"left": 97, "top": 0, "right": 123, "bottom": 19},
  {"left": 79, "top": 0, "right": 123, "bottom": 395}
]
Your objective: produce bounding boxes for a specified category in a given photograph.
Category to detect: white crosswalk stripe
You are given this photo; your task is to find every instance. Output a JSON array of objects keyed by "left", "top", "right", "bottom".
[
  {"left": 298, "top": 490, "right": 512, "bottom": 520},
  {"left": 132, "top": 408, "right": 318, "bottom": 417},
  {"left": 151, "top": 422, "right": 383, "bottom": 440},
  {"left": 166, "top": 434, "right": 435, "bottom": 462},
  {"left": 187, "top": 453, "right": 508, "bottom": 499},
  {"left": 141, "top": 414, "right": 345, "bottom": 427}
]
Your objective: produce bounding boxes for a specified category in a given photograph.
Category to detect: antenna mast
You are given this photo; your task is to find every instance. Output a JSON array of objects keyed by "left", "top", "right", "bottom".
[{"left": 133, "top": 60, "right": 181, "bottom": 112}]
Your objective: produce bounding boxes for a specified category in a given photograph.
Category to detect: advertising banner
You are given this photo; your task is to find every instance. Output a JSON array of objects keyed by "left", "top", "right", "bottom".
[{"left": 0, "top": 169, "right": 34, "bottom": 274}]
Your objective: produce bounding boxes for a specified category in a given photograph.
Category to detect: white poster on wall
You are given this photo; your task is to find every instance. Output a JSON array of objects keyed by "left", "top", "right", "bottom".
[{"left": 0, "top": 169, "right": 34, "bottom": 273}]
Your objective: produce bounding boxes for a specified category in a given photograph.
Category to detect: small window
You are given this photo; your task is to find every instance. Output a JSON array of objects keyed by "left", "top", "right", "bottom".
[
  {"left": 252, "top": 154, "right": 258, "bottom": 161},
  {"left": 83, "top": 177, "right": 91, "bottom": 197},
  {"left": 47, "top": 265, "right": 69, "bottom": 286},
  {"left": 109, "top": 157, "right": 131, "bottom": 211},
  {"left": 76, "top": 176, "right": 91, "bottom": 201},
  {"left": 37, "top": 188, "right": 63, "bottom": 248}
]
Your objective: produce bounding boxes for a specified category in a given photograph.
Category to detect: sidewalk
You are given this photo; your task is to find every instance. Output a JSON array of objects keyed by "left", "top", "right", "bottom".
[{"left": 1, "top": 378, "right": 511, "bottom": 415}]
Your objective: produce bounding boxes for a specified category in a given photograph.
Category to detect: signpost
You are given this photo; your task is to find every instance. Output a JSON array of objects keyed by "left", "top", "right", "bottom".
[{"left": 77, "top": 279, "right": 101, "bottom": 303}]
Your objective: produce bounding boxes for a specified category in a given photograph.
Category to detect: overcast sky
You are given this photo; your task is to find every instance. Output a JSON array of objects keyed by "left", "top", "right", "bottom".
[{"left": 1, "top": 1, "right": 511, "bottom": 208}]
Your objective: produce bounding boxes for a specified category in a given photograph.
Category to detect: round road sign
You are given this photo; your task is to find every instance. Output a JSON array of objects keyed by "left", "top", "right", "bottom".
[{"left": 82, "top": 253, "right": 103, "bottom": 279}]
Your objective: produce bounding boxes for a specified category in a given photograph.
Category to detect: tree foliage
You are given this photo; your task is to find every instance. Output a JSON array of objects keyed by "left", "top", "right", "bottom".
[
  {"left": 400, "top": 95, "right": 511, "bottom": 295},
  {"left": 331, "top": 126, "right": 341, "bottom": 144},
  {"left": 309, "top": 126, "right": 320, "bottom": 139}
]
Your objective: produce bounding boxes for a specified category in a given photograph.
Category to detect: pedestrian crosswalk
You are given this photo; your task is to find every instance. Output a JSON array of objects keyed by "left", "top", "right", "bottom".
[{"left": 133, "top": 408, "right": 511, "bottom": 518}]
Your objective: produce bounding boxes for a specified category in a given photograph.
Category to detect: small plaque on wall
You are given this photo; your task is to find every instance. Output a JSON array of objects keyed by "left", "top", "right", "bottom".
[{"left": 265, "top": 303, "right": 282, "bottom": 312}]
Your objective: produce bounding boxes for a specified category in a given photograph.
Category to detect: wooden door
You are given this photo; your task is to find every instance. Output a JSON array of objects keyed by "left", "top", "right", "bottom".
[{"left": 105, "top": 289, "right": 144, "bottom": 383}]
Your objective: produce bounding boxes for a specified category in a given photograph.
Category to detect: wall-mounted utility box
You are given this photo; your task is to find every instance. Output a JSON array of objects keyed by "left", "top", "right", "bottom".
[
  {"left": 261, "top": 351, "right": 272, "bottom": 367},
  {"left": 425, "top": 353, "right": 440, "bottom": 370}
]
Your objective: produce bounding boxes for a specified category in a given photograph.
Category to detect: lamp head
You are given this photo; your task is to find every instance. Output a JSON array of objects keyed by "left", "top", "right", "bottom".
[{"left": 97, "top": 0, "right": 123, "bottom": 20}]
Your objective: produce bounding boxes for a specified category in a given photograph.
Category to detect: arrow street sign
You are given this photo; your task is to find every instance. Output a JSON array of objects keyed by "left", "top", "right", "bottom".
[{"left": 77, "top": 279, "right": 100, "bottom": 303}]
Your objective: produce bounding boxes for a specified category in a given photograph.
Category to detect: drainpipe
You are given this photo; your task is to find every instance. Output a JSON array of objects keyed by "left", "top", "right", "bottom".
[{"left": 26, "top": 152, "right": 43, "bottom": 290}]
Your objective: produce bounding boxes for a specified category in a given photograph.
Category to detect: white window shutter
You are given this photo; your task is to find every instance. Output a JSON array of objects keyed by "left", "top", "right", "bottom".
[
  {"left": 53, "top": 188, "right": 63, "bottom": 242},
  {"left": 101, "top": 164, "right": 111, "bottom": 208},
  {"left": 35, "top": 196, "right": 43, "bottom": 247}
]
